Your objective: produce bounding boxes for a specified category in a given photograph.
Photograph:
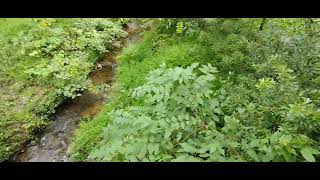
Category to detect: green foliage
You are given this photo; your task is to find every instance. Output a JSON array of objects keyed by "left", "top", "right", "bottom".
[
  {"left": 13, "top": 18, "right": 125, "bottom": 98},
  {"left": 176, "top": 21, "right": 183, "bottom": 34},
  {"left": 71, "top": 18, "right": 320, "bottom": 162},
  {"left": 109, "top": 18, "right": 130, "bottom": 26},
  {"left": 69, "top": 30, "right": 206, "bottom": 160},
  {"left": 67, "top": 114, "right": 110, "bottom": 161},
  {"left": 0, "top": 18, "right": 125, "bottom": 161},
  {"left": 32, "top": 18, "right": 57, "bottom": 27},
  {"left": 89, "top": 63, "right": 221, "bottom": 161},
  {"left": 89, "top": 64, "right": 319, "bottom": 162},
  {"left": 156, "top": 18, "right": 206, "bottom": 35},
  {"left": 28, "top": 91, "right": 64, "bottom": 119}
]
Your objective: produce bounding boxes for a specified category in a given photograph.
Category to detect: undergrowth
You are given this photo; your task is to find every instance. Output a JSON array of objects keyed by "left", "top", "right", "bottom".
[
  {"left": 70, "top": 18, "right": 320, "bottom": 162},
  {"left": 0, "top": 18, "right": 126, "bottom": 161}
]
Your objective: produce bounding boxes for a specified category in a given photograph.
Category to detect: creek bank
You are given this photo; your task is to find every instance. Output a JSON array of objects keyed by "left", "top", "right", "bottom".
[{"left": 10, "top": 21, "right": 143, "bottom": 162}]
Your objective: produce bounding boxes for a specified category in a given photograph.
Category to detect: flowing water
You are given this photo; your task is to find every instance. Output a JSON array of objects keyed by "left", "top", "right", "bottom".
[{"left": 10, "top": 20, "right": 143, "bottom": 162}]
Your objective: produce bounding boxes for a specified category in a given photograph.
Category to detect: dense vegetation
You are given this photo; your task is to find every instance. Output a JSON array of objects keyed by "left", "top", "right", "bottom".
[
  {"left": 70, "top": 18, "right": 320, "bottom": 162},
  {"left": 0, "top": 18, "right": 126, "bottom": 160},
  {"left": 1, "top": 18, "right": 320, "bottom": 162}
]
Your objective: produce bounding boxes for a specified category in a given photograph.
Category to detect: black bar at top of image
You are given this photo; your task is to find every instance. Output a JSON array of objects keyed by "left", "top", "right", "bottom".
[{"left": 1, "top": 0, "right": 318, "bottom": 18}]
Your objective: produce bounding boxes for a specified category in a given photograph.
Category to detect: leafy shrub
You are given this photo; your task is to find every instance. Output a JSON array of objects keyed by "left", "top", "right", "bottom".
[
  {"left": 89, "top": 63, "right": 222, "bottom": 161},
  {"left": 28, "top": 91, "right": 64, "bottom": 119},
  {"left": 155, "top": 18, "right": 206, "bottom": 35},
  {"left": 89, "top": 63, "right": 319, "bottom": 162},
  {"left": 70, "top": 18, "right": 320, "bottom": 162},
  {"left": 12, "top": 18, "right": 125, "bottom": 99}
]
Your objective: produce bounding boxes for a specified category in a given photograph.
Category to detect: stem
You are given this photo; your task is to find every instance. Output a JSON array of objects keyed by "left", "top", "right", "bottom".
[
  {"left": 172, "top": 130, "right": 196, "bottom": 149},
  {"left": 259, "top": 18, "right": 267, "bottom": 31},
  {"left": 226, "top": 137, "right": 244, "bottom": 161},
  {"left": 170, "top": 126, "right": 202, "bottom": 153}
]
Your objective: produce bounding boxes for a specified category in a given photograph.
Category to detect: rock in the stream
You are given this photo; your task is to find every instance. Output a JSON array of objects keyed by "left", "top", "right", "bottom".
[
  {"left": 30, "top": 140, "right": 37, "bottom": 146},
  {"left": 112, "top": 41, "right": 122, "bottom": 48},
  {"left": 97, "top": 63, "right": 104, "bottom": 69},
  {"left": 61, "top": 140, "right": 67, "bottom": 149},
  {"left": 122, "top": 31, "right": 129, "bottom": 38},
  {"left": 41, "top": 136, "right": 47, "bottom": 146}
]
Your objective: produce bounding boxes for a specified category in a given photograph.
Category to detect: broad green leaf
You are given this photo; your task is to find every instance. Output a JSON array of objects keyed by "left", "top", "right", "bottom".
[
  {"left": 247, "top": 149, "right": 259, "bottom": 161},
  {"left": 301, "top": 147, "right": 317, "bottom": 162},
  {"left": 172, "top": 154, "right": 203, "bottom": 162},
  {"left": 180, "top": 143, "right": 198, "bottom": 153}
]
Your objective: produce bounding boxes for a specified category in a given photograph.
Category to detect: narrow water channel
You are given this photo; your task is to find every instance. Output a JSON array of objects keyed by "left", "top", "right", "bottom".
[{"left": 10, "top": 20, "right": 143, "bottom": 162}]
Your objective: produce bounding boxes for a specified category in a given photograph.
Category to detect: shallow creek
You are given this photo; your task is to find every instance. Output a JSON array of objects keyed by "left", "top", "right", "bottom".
[{"left": 10, "top": 20, "right": 142, "bottom": 162}]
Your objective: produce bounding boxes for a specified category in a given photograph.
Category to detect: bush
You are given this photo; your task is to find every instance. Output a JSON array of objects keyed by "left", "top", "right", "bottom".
[
  {"left": 89, "top": 64, "right": 319, "bottom": 162},
  {"left": 71, "top": 18, "right": 320, "bottom": 162}
]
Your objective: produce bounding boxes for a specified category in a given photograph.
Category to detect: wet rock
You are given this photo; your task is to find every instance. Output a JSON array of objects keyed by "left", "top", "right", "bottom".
[
  {"left": 61, "top": 140, "right": 67, "bottom": 149},
  {"left": 97, "top": 63, "right": 104, "bottom": 69},
  {"left": 40, "top": 136, "right": 47, "bottom": 146},
  {"left": 112, "top": 41, "right": 122, "bottom": 48},
  {"left": 122, "top": 31, "right": 129, "bottom": 38}
]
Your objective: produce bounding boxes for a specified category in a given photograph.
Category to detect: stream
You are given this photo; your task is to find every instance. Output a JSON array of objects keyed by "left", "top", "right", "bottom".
[{"left": 10, "top": 20, "right": 143, "bottom": 162}]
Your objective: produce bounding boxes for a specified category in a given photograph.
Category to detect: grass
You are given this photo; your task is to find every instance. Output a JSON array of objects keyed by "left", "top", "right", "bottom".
[
  {"left": 0, "top": 18, "right": 42, "bottom": 160},
  {"left": 0, "top": 18, "right": 118, "bottom": 161},
  {"left": 0, "top": 18, "right": 35, "bottom": 38},
  {"left": 68, "top": 20, "right": 259, "bottom": 161},
  {"left": 68, "top": 27, "right": 215, "bottom": 160},
  {"left": 1, "top": 19, "right": 246, "bottom": 161}
]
